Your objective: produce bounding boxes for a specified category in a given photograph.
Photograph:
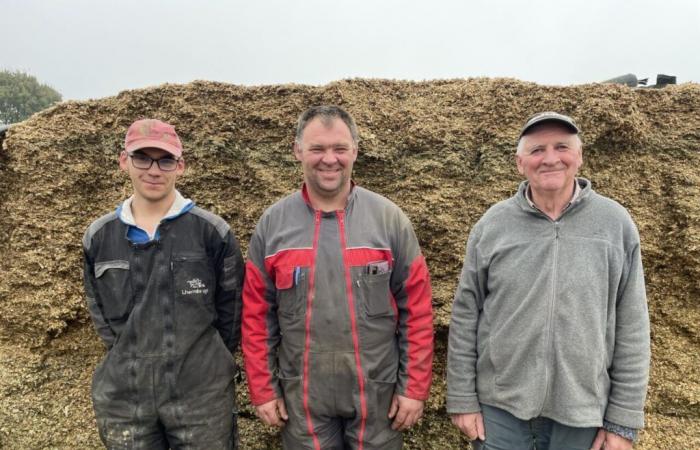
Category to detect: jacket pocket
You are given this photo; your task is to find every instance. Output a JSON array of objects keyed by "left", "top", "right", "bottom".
[
  {"left": 275, "top": 266, "right": 306, "bottom": 319},
  {"left": 94, "top": 260, "right": 133, "bottom": 321},
  {"left": 172, "top": 252, "right": 216, "bottom": 315},
  {"left": 360, "top": 270, "right": 393, "bottom": 317},
  {"left": 220, "top": 255, "right": 241, "bottom": 291},
  {"left": 214, "top": 330, "right": 238, "bottom": 378},
  {"left": 278, "top": 373, "right": 303, "bottom": 406},
  {"left": 365, "top": 376, "right": 400, "bottom": 441}
]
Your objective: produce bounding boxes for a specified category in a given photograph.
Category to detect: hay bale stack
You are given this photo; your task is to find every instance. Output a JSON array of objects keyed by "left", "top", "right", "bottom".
[{"left": 0, "top": 78, "right": 698, "bottom": 449}]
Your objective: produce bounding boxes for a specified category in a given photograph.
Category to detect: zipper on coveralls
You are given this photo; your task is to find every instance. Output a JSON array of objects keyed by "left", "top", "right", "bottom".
[
  {"left": 301, "top": 211, "right": 322, "bottom": 450},
  {"left": 337, "top": 211, "right": 368, "bottom": 450}
]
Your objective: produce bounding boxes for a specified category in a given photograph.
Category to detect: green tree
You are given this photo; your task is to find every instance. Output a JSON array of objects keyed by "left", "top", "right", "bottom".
[{"left": 0, "top": 70, "right": 62, "bottom": 124}]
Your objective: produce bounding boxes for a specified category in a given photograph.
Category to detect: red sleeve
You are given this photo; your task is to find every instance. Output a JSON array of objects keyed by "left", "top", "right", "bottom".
[
  {"left": 402, "top": 254, "right": 434, "bottom": 400},
  {"left": 242, "top": 260, "right": 280, "bottom": 405}
]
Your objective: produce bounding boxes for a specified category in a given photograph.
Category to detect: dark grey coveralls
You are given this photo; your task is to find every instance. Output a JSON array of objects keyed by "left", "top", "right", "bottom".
[{"left": 83, "top": 204, "right": 243, "bottom": 449}]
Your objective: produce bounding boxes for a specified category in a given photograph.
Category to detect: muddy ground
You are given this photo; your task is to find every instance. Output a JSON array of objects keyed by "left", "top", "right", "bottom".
[{"left": 0, "top": 78, "right": 698, "bottom": 449}]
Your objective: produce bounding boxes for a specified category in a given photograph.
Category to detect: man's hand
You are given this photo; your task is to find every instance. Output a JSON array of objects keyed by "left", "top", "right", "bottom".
[
  {"left": 388, "top": 394, "right": 424, "bottom": 431},
  {"left": 450, "top": 412, "right": 485, "bottom": 441},
  {"left": 590, "top": 429, "right": 633, "bottom": 450},
  {"left": 255, "top": 398, "right": 288, "bottom": 427}
]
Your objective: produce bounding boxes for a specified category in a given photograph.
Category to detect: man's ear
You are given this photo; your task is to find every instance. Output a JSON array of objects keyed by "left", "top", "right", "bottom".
[
  {"left": 176, "top": 157, "right": 186, "bottom": 175},
  {"left": 119, "top": 151, "right": 129, "bottom": 171},
  {"left": 576, "top": 145, "right": 584, "bottom": 171},
  {"left": 515, "top": 154, "right": 524, "bottom": 175},
  {"left": 293, "top": 142, "right": 302, "bottom": 161}
]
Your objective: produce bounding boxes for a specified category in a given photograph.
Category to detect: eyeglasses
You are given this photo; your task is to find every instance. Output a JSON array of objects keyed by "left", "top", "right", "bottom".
[{"left": 129, "top": 153, "right": 180, "bottom": 171}]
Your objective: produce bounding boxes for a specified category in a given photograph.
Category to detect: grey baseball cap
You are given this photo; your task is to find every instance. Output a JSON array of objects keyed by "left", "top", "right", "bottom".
[{"left": 519, "top": 111, "right": 579, "bottom": 139}]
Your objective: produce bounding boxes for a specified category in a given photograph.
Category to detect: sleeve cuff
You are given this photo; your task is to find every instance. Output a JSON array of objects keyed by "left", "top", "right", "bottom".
[
  {"left": 604, "top": 401, "right": 645, "bottom": 429},
  {"left": 446, "top": 394, "right": 480, "bottom": 414},
  {"left": 603, "top": 420, "right": 638, "bottom": 442}
]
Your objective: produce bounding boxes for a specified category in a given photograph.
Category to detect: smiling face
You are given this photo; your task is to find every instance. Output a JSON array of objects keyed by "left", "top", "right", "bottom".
[
  {"left": 119, "top": 147, "right": 185, "bottom": 205},
  {"left": 294, "top": 116, "right": 358, "bottom": 209},
  {"left": 516, "top": 122, "right": 583, "bottom": 198}
]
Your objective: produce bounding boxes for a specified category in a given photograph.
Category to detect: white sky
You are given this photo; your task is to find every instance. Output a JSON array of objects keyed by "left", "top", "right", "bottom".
[{"left": 2, "top": 0, "right": 699, "bottom": 100}]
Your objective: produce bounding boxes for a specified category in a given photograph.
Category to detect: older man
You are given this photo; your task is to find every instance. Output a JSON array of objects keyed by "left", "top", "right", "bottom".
[
  {"left": 447, "top": 112, "right": 650, "bottom": 450},
  {"left": 242, "top": 105, "right": 434, "bottom": 450}
]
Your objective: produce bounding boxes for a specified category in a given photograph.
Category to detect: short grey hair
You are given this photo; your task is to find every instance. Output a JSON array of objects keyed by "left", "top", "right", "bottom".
[
  {"left": 295, "top": 105, "right": 359, "bottom": 146},
  {"left": 516, "top": 133, "right": 582, "bottom": 155}
]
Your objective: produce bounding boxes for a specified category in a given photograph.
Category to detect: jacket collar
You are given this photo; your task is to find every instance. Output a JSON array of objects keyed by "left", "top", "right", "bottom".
[
  {"left": 116, "top": 190, "right": 194, "bottom": 242},
  {"left": 117, "top": 190, "right": 193, "bottom": 226},
  {"left": 516, "top": 177, "right": 591, "bottom": 218},
  {"left": 301, "top": 181, "right": 357, "bottom": 212}
]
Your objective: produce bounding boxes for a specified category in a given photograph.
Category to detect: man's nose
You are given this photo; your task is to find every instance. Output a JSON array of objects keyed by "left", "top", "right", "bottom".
[
  {"left": 542, "top": 147, "right": 560, "bottom": 165},
  {"left": 320, "top": 150, "right": 337, "bottom": 164},
  {"left": 147, "top": 161, "right": 163, "bottom": 175}
]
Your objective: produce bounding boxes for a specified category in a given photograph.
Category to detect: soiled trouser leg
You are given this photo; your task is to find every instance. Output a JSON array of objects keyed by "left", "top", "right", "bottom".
[
  {"left": 279, "top": 373, "right": 346, "bottom": 450},
  {"left": 94, "top": 365, "right": 236, "bottom": 449},
  {"left": 280, "top": 414, "right": 345, "bottom": 450},
  {"left": 93, "top": 358, "right": 169, "bottom": 450},
  {"left": 343, "top": 379, "right": 402, "bottom": 450},
  {"left": 280, "top": 351, "right": 402, "bottom": 450},
  {"left": 280, "top": 378, "right": 402, "bottom": 450},
  {"left": 94, "top": 415, "right": 169, "bottom": 450},
  {"left": 160, "top": 379, "right": 237, "bottom": 450}
]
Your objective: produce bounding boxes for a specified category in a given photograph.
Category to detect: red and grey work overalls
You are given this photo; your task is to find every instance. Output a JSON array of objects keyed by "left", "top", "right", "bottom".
[{"left": 243, "top": 185, "right": 433, "bottom": 450}]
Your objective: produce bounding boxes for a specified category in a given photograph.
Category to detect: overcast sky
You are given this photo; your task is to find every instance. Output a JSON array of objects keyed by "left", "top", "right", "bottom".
[{"left": 3, "top": 0, "right": 699, "bottom": 100}]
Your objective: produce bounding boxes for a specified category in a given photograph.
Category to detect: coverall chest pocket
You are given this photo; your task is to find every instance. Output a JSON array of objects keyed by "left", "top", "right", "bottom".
[
  {"left": 94, "top": 260, "right": 133, "bottom": 321},
  {"left": 172, "top": 252, "right": 216, "bottom": 313},
  {"left": 275, "top": 265, "right": 306, "bottom": 319},
  {"left": 360, "top": 270, "right": 394, "bottom": 317}
]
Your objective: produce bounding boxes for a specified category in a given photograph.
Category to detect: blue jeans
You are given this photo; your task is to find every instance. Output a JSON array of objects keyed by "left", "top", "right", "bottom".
[{"left": 473, "top": 404, "right": 598, "bottom": 450}]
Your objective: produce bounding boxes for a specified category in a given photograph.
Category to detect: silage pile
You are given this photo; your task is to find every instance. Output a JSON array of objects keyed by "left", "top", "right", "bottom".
[{"left": 0, "top": 78, "right": 698, "bottom": 449}]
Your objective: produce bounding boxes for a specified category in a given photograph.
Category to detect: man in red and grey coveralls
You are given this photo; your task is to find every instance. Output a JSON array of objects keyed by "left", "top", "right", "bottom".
[
  {"left": 242, "top": 105, "right": 434, "bottom": 449},
  {"left": 83, "top": 119, "right": 243, "bottom": 449}
]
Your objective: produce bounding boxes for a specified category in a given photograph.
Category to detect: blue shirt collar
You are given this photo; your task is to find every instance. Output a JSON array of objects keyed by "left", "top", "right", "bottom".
[{"left": 116, "top": 190, "right": 194, "bottom": 243}]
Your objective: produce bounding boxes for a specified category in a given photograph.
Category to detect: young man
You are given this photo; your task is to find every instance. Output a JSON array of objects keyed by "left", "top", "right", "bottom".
[
  {"left": 447, "top": 112, "right": 650, "bottom": 450},
  {"left": 83, "top": 118, "right": 243, "bottom": 449},
  {"left": 242, "top": 105, "right": 434, "bottom": 450}
]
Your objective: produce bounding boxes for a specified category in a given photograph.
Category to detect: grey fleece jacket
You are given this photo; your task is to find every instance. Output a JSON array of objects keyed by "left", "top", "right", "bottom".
[{"left": 446, "top": 178, "right": 650, "bottom": 430}]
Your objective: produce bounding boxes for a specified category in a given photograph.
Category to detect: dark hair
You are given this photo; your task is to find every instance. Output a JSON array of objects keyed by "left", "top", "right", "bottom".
[{"left": 295, "top": 105, "right": 359, "bottom": 146}]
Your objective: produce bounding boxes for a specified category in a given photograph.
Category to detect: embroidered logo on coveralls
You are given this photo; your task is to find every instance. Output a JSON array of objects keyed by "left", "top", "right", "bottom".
[{"left": 182, "top": 278, "right": 208, "bottom": 295}]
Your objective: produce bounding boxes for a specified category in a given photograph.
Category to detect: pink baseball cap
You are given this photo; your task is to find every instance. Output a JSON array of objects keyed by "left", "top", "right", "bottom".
[{"left": 124, "top": 119, "right": 183, "bottom": 157}]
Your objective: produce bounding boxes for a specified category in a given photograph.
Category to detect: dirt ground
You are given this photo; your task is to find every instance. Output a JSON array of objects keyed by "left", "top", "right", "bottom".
[{"left": 0, "top": 78, "right": 698, "bottom": 449}]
